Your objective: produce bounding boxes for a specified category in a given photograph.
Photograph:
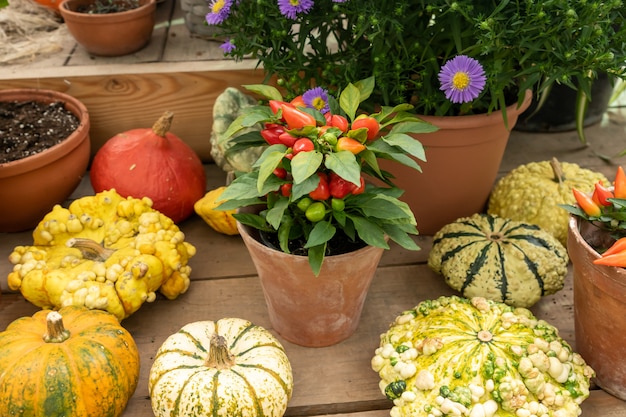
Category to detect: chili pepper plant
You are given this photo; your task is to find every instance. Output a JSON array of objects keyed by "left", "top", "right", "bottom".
[
  {"left": 562, "top": 166, "right": 626, "bottom": 267},
  {"left": 217, "top": 77, "right": 437, "bottom": 275}
]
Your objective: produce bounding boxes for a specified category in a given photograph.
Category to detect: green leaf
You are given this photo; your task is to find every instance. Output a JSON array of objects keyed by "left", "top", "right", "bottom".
[
  {"left": 389, "top": 121, "right": 438, "bottom": 135},
  {"left": 339, "top": 83, "right": 361, "bottom": 121},
  {"left": 291, "top": 151, "right": 323, "bottom": 184},
  {"left": 305, "top": 221, "right": 336, "bottom": 248},
  {"left": 383, "top": 224, "right": 420, "bottom": 251},
  {"left": 243, "top": 84, "right": 284, "bottom": 102},
  {"left": 232, "top": 213, "right": 271, "bottom": 231},
  {"left": 216, "top": 197, "right": 264, "bottom": 211},
  {"left": 358, "top": 194, "right": 416, "bottom": 224},
  {"left": 382, "top": 133, "right": 427, "bottom": 162},
  {"left": 292, "top": 174, "right": 319, "bottom": 200},
  {"left": 349, "top": 216, "right": 389, "bottom": 249},
  {"left": 219, "top": 173, "right": 262, "bottom": 200},
  {"left": 222, "top": 107, "right": 273, "bottom": 139},
  {"left": 353, "top": 76, "right": 375, "bottom": 103},
  {"left": 266, "top": 197, "right": 289, "bottom": 229},
  {"left": 257, "top": 149, "right": 288, "bottom": 192},
  {"left": 324, "top": 151, "right": 361, "bottom": 185},
  {"left": 307, "top": 244, "right": 326, "bottom": 276},
  {"left": 367, "top": 140, "right": 424, "bottom": 171}
]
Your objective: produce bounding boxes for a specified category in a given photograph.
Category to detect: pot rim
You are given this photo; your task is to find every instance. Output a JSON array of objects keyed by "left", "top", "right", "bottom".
[
  {"left": 59, "top": 0, "right": 155, "bottom": 21},
  {"left": 0, "top": 89, "right": 90, "bottom": 178},
  {"left": 418, "top": 89, "right": 533, "bottom": 130}
]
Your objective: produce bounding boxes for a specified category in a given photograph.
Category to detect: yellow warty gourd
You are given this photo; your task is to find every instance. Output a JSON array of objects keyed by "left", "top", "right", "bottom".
[
  {"left": 488, "top": 158, "right": 609, "bottom": 246},
  {"left": 7, "top": 189, "right": 196, "bottom": 320},
  {"left": 194, "top": 186, "right": 239, "bottom": 235}
]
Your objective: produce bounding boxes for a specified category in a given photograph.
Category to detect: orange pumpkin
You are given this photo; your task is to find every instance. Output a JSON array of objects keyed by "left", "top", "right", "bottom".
[
  {"left": 0, "top": 306, "right": 140, "bottom": 417},
  {"left": 33, "top": 0, "right": 62, "bottom": 11}
]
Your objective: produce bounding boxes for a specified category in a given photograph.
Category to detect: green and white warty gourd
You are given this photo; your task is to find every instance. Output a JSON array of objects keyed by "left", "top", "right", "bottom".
[{"left": 372, "top": 296, "right": 595, "bottom": 417}]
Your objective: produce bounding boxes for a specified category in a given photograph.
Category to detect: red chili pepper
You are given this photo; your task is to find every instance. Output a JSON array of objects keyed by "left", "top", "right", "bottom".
[
  {"left": 309, "top": 173, "right": 330, "bottom": 201},
  {"left": 352, "top": 115, "right": 380, "bottom": 141},
  {"left": 600, "top": 237, "right": 626, "bottom": 257},
  {"left": 593, "top": 250, "right": 626, "bottom": 267},
  {"left": 352, "top": 177, "right": 366, "bottom": 195},
  {"left": 329, "top": 172, "right": 355, "bottom": 199},
  {"left": 572, "top": 188, "right": 601, "bottom": 217},
  {"left": 592, "top": 182, "right": 614, "bottom": 206},
  {"left": 336, "top": 137, "right": 366, "bottom": 155},
  {"left": 330, "top": 114, "right": 349, "bottom": 132},
  {"left": 290, "top": 95, "right": 306, "bottom": 108},
  {"left": 278, "top": 132, "right": 298, "bottom": 147},
  {"left": 293, "top": 138, "right": 315, "bottom": 155},
  {"left": 269, "top": 100, "right": 287, "bottom": 115},
  {"left": 260, "top": 125, "right": 285, "bottom": 145},
  {"left": 614, "top": 166, "right": 626, "bottom": 199},
  {"left": 280, "top": 183, "right": 292, "bottom": 197},
  {"left": 281, "top": 104, "right": 317, "bottom": 129},
  {"left": 273, "top": 167, "right": 287, "bottom": 179}
]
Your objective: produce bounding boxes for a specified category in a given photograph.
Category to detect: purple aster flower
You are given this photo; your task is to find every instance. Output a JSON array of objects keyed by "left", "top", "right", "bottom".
[
  {"left": 277, "top": 0, "right": 314, "bottom": 20},
  {"left": 438, "top": 55, "right": 486, "bottom": 104},
  {"left": 205, "top": 0, "right": 234, "bottom": 25},
  {"left": 302, "top": 86, "right": 331, "bottom": 114},
  {"left": 220, "top": 39, "right": 236, "bottom": 54},
  {"left": 332, "top": 0, "right": 347, "bottom": 2}
]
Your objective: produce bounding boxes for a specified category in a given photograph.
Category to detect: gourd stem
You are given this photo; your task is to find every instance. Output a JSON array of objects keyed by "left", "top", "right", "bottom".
[
  {"left": 66, "top": 238, "right": 115, "bottom": 261},
  {"left": 44, "top": 311, "right": 71, "bottom": 343},
  {"left": 205, "top": 333, "right": 236, "bottom": 370},
  {"left": 477, "top": 330, "right": 493, "bottom": 342},
  {"left": 551, "top": 157, "right": 564, "bottom": 185},
  {"left": 152, "top": 111, "right": 174, "bottom": 137}
]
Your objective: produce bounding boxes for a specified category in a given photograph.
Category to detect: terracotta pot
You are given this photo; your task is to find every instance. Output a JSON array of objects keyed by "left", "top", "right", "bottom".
[
  {"left": 0, "top": 89, "right": 91, "bottom": 233},
  {"left": 59, "top": 0, "right": 156, "bottom": 56},
  {"left": 237, "top": 221, "right": 384, "bottom": 347},
  {"left": 567, "top": 216, "right": 626, "bottom": 400},
  {"left": 377, "top": 90, "right": 533, "bottom": 235}
]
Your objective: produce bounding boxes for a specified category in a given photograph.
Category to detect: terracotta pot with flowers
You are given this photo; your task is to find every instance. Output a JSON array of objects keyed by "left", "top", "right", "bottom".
[
  {"left": 216, "top": 78, "right": 434, "bottom": 347},
  {"left": 562, "top": 166, "right": 626, "bottom": 400},
  {"left": 206, "top": 0, "right": 626, "bottom": 234}
]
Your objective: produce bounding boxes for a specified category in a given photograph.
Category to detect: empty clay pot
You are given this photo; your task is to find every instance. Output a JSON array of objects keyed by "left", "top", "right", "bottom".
[
  {"left": 59, "top": 0, "right": 156, "bottom": 56},
  {"left": 0, "top": 89, "right": 90, "bottom": 233}
]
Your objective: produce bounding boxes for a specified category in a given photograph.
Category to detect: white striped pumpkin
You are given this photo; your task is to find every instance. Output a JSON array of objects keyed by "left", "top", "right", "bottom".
[
  {"left": 149, "top": 318, "right": 293, "bottom": 417},
  {"left": 427, "top": 213, "right": 568, "bottom": 308}
]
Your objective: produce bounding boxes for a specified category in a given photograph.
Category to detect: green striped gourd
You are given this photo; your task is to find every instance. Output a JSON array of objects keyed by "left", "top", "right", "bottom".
[
  {"left": 427, "top": 213, "right": 568, "bottom": 308},
  {"left": 149, "top": 317, "right": 293, "bottom": 417},
  {"left": 372, "top": 296, "right": 595, "bottom": 417}
]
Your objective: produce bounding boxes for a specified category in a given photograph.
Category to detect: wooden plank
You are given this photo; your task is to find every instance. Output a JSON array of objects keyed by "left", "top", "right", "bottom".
[{"left": 0, "top": 69, "right": 267, "bottom": 161}]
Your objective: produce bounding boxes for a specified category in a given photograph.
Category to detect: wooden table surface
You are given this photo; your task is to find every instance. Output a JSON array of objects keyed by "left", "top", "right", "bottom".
[
  {"left": 2, "top": 5, "right": 626, "bottom": 413},
  {"left": 3, "top": 106, "right": 626, "bottom": 416}
]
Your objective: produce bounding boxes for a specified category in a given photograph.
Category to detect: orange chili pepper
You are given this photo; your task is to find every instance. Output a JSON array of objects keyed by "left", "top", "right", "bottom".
[
  {"left": 593, "top": 250, "right": 626, "bottom": 267},
  {"left": 572, "top": 188, "right": 601, "bottom": 217},
  {"left": 614, "top": 166, "right": 626, "bottom": 199},
  {"left": 336, "top": 137, "right": 366, "bottom": 155},
  {"left": 600, "top": 237, "right": 626, "bottom": 257},
  {"left": 592, "top": 181, "right": 614, "bottom": 206}
]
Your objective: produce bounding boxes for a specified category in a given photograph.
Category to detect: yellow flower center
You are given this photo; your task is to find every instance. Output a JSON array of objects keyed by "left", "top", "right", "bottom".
[
  {"left": 452, "top": 72, "right": 470, "bottom": 90},
  {"left": 211, "top": 0, "right": 225, "bottom": 13},
  {"left": 312, "top": 97, "right": 327, "bottom": 111},
  {"left": 289, "top": 0, "right": 300, "bottom": 5}
]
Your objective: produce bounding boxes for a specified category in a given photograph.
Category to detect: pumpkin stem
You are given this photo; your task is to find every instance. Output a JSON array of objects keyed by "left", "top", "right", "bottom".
[
  {"left": 551, "top": 157, "right": 564, "bottom": 185},
  {"left": 44, "top": 311, "right": 71, "bottom": 343},
  {"left": 205, "top": 333, "right": 236, "bottom": 370},
  {"left": 66, "top": 238, "right": 115, "bottom": 261},
  {"left": 152, "top": 111, "right": 174, "bottom": 137}
]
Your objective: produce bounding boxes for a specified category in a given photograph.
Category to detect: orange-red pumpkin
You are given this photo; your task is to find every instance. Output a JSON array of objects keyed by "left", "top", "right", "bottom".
[
  {"left": 0, "top": 306, "right": 140, "bottom": 417},
  {"left": 90, "top": 111, "right": 206, "bottom": 223}
]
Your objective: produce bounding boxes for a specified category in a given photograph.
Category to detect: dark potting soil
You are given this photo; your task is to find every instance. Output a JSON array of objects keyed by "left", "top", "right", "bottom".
[
  {"left": 0, "top": 101, "right": 80, "bottom": 164},
  {"left": 259, "top": 229, "right": 368, "bottom": 256}
]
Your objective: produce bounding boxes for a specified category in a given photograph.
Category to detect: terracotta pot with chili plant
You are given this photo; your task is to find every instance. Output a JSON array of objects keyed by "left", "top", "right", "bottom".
[
  {"left": 560, "top": 165, "right": 626, "bottom": 399},
  {"left": 216, "top": 77, "right": 436, "bottom": 276}
]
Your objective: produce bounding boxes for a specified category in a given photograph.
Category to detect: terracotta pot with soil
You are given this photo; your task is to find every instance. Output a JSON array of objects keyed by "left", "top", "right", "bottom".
[
  {"left": 59, "top": 0, "right": 156, "bottom": 56},
  {"left": 0, "top": 89, "right": 90, "bottom": 233}
]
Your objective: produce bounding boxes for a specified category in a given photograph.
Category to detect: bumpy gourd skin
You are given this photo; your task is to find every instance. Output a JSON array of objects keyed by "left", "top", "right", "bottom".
[
  {"left": 194, "top": 186, "right": 239, "bottom": 235},
  {"left": 372, "top": 296, "right": 595, "bottom": 417},
  {"left": 8, "top": 189, "right": 196, "bottom": 320},
  {"left": 428, "top": 214, "right": 568, "bottom": 308},
  {"left": 488, "top": 160, "right": 608, "bottom": 246}
]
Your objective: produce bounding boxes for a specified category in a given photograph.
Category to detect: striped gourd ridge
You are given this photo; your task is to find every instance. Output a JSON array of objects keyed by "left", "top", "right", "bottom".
[
  {"left": 0, "top": 306, "right": 140, "bottom": 417},
  {"left": 427, "top": 213, "right": 568, "bottom": 308},
  {"left": 149, "top": 317, "right": 293, "bottom": 417}
]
